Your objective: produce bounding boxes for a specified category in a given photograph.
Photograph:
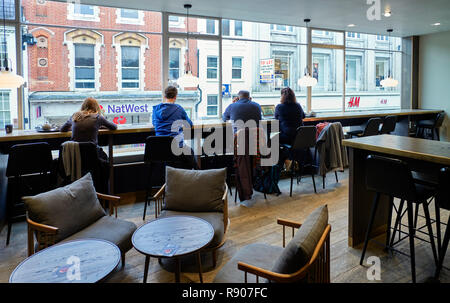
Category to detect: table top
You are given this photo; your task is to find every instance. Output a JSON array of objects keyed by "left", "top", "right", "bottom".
[
  {"left": 0, "top": 109, "right": 441, "bottom": 143},
  {"left": 9, "top": 239, "right": 121, "bottom": 283},
  {"left": 343, "top": 135, "right": 450, "bottom": 166},
  {"left": 132, "top": 216, "right": 214, "bottom": 258}
]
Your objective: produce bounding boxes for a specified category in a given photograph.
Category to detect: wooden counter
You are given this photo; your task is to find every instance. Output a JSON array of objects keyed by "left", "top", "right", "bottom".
[{"left": 343, "top": 135, "right": 450, "bottom": 248}]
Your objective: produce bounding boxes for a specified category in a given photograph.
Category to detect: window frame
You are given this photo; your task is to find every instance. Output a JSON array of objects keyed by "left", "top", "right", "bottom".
[
  {"left": 121, "top": 45, "right": 141, "bottom": 90},
  {"left": 73, "top": 43, "right": 96, "bottom": 90},
  {"left": 231, "top": 56, "right": 243, "bottom": 80},
  {"left": 206, "top": 95, "right": 219, "bottom": 116},
  {"left": 206, "top": 55, "right": 218, "bottom": 80}
]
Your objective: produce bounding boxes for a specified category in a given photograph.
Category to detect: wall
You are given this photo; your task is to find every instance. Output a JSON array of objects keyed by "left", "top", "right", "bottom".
[{"left": 419, "top": 30, "right": 450, "bottom": 141}]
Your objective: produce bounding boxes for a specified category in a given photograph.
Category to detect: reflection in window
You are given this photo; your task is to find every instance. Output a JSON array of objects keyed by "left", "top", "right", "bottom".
[
  {"left": 207, "top": 95, "right": 218, "bottom": 116},
  {"left": 74, "top": 44, "right": 95, "bottom": 89},
  {"left": 207, "top": 56, "right": 218, "bottom": 79},
  {"left": 345, "top": 55, "right": 362, "bottom": 91},
  {"left": 273, "top": 53, "right": 291, "bottom": 88},
  {"left": 169, "top": 48, "right": 180, "bottom": 80},
  {"left": 222, "top": 19, "right": 230, "bottom": 36},
  {"left": 232, "top": 57, "right": 242, "bottom": 79},
  {"left": 121, "top": 46, "right": 140, "bottom": 89},
  {"left": 234, "top": 20, "right": 243, "bottom": 36}
]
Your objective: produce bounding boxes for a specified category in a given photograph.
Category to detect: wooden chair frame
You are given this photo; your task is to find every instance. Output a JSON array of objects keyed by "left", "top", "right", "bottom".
[
  {"left": 153, "top": 183, "right": 229, "bottom": 267},
  {"left": 26, "top": 193, "right": 121, "bottom": 257},
  {"left": 237, "top": 219, "right": 331, "bottom": 283}
]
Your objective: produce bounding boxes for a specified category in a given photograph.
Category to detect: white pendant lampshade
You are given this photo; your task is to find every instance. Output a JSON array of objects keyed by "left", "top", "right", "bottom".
[
  {"left": 380, "top": 77, "right": 398, "bottom": 88},
  {"left": 0, "top": 70, "right": 25, "bottom": 88},
  {"left": 298, "top": 74, "right": 318, "bottom": 87},
  {"left": 177, "top": 70, "right": 199, "bottom": 89}
]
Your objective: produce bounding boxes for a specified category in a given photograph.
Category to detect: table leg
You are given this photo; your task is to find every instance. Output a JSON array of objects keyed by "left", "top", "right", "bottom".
[
  {"left": 108, "top": 135, "right": 114, "bottom": 195},
  {"left": 197, "top": 252, "right": 203, "bottom": 283},
  {"left": 174, "top": 257, "right": 181, "bottom": 283},
  {"left": 143, "top": 255, "right": 150, "bottom": 283}
]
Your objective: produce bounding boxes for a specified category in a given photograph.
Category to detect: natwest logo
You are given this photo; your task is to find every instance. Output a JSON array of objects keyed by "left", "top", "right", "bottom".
[{"left": 107, "top": 104, "right": 149, "bottom": 114}]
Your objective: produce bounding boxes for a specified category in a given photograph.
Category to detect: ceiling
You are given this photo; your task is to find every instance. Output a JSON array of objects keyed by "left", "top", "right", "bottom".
[{"left": 54, "top": 0, "right": 450, "bottom": 37}]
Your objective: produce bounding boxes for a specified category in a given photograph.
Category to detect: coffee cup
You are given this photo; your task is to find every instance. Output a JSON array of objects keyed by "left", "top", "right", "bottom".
[{"left": 5, "top": 124, "right": 13, "bottom": 134}]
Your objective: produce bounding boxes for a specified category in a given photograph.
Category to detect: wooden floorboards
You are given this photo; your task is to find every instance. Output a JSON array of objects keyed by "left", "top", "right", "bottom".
[{"left": 0, "top": 170, "right": 449, "bottom": 283}]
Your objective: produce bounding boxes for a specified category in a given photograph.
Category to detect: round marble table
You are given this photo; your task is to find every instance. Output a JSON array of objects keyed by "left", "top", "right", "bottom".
[
  {"left": 132, "top": 216, "right": 214, "bottom": 283},
  {"left": 9, "top": 239, "right": 121, "bottom": 283}
]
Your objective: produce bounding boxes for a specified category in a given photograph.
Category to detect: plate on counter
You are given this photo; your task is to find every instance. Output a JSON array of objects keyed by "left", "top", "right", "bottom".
[{"left": 35, "top": 127, "right": 60, "bottom": 133}]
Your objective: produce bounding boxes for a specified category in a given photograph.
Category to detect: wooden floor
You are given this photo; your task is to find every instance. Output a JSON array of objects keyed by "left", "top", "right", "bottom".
[{"left": 1, "top": 170, "right": 449, "bottom": 283}]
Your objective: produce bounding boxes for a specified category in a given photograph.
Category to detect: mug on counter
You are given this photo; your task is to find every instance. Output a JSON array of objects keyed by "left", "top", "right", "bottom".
[{"left": 5, "top": 124, "right": 13, "bottom": 134}]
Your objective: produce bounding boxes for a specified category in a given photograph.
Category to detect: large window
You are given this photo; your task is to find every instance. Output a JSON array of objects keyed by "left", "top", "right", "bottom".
[
  {"left": 169, "top": 48, "right": 180, "bottom": 80},
  {"left": 74, "top": 44, "right": 95, "bottom": 89},
  {"left": 121, "top": 46, "right": 140, "bottom": 89},
  {"left": 207, "top": 56, "right": 218, "bottom": 79}
]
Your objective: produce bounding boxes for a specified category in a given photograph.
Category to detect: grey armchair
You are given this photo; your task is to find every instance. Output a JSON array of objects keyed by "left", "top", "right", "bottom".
[
  {"left": 214, "top": 205, "right": 330, "bottom": 283},
  {"left": 23, "top": 173, "right": 137, "bottom": 267},
  {"left": 153, "top": 166, "right": 229, "bottom": 268}
]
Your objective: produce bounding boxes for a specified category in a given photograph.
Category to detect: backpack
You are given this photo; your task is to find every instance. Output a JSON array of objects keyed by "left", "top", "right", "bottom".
[{"left": 253, "top": 164, "right": 282, "bottom": 195}]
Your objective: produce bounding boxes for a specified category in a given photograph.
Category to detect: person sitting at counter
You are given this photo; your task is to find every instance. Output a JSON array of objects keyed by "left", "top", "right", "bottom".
[
  {"left": 152, "top": 86, "right": 197, "bottom": 169},
  {"left": 275, "top": 87, "right": 305, "bottom": 145},
  {"left": 222, "top": 90, "right": 262, "bottom": 131},
  {"left": 60, "top": 97, "right": 117, "bottom": 161}
]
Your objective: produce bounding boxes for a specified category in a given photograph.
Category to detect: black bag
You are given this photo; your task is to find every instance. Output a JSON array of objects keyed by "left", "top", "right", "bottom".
[{"left": 253, "top": 164, "right": 282, "bottom": 195}]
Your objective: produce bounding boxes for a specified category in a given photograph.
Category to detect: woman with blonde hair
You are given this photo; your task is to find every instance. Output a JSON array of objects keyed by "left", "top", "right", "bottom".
[{"left": 61, "top": 97, "right": 117, "bottom": 159}]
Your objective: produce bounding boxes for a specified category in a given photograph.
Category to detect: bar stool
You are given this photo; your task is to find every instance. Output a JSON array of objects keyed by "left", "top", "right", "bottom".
[
  {"left": 285, "top": 126, "right": 318, "bottom": 197},
  {"left": 142, "top": 136, "right": 186, "bottom": 220},
  {"left": 360, "top": 155, "right": 438, "bottom": 283},
  {"left": 434, "top": 167, "right": 450, "bottom": 278},
  {"left": 416, "top": 113, "right": 445, "bottom": 141},
  {"left": 347, "top": 117, "right": 383, "bottom": 138},
  {"left": 379, "top": 115, "right": 397, "bottom": 134},
  {"left": 5, "top": 142, "right": 53, "bottom": 245}
]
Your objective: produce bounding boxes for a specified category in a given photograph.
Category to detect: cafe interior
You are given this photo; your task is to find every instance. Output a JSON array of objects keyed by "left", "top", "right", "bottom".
[{"left": 0, "top": 0, "right": 449, "bottom": 284}]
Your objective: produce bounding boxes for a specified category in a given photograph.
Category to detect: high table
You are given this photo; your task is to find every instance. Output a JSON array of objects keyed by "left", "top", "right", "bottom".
[{"left": 343, "top": 135, "right": 450, "bottom": 248}]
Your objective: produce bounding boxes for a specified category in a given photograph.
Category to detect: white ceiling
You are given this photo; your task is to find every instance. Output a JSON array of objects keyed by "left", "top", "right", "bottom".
[{"left": 55, "top": 0, "right": 450, "bottom": 37}]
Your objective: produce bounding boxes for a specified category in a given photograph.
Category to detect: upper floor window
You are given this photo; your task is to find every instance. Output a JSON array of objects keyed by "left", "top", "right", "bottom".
[
  {"left": 234, "top": 20, "right": 243, "bottom": 36},
  {"left": 271, "top": 24, "right": 293, "bottom": 32},
  {"left": 207, "top": 95, "right": 218, "bottom": 116},
  {"left": 377, "top": 35, "right": 389, "bottom": 41},
  {"left": 169, "top": 48, "right": 180, "bottom": 80},
  {"left": 121, "top": 46, "right": 140, "bottom": 89},
  {"left": 222, "top": 19, "right": 230, "bottom": 36},
  {"left": 74, "top": 4, "right": 94, "bottom": 16},
  {"left": 232, "top": 57, "right": 242, "bottom": 79},
  {"left": 207, "top": 56, "right": 218, "bottom": 79},
  {"left": 347, "top": 32, "right": 361, "bottom": 38},
  {"left": 120, "top": 9, "right": 139, "bottom": 19},
  {"left": 206, "top": 20, "right": 216, "bottom": 34},
  {"left": 74, "top": 43, "right": 95, "bottom": 89}
]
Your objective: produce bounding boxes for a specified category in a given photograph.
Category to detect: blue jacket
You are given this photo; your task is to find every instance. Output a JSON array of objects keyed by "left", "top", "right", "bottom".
[
  {"left": 222, "top": 99, "right": 262, "bottom": 123},
  {"left": 152, "top": 103, "right": 193, "bottom": 145}
]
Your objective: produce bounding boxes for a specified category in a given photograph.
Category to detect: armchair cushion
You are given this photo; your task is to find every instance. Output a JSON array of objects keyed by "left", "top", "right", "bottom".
[
  {"left": 159, "top": 210, "right": 224, "bottom": 248},
  {"left": 271, "top": 205, "right": 328, "bottom": 274},
  {"left": 165, "top": 167, "right": 226, "bottom": 212},
  {"left": 23, "top": 173, "right": 106, "bottom": 242},
  {"left": 213, "top": 243, "right": 283, "bottom": 283},
  {"left": 63, "top": 216, "right": 137, "bottom": 253}
]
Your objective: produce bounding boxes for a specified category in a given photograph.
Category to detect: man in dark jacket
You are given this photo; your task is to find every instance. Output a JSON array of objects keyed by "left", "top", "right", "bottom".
[
  {"left": 152, "top": 86, "right": 197, "bottom": 168},
  {"left": 222, "top": 90, "right": 262, "bottom": 129}
]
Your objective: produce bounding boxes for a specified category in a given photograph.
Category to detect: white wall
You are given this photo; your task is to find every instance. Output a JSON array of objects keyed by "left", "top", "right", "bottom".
[{"left": 419, "top": 30, "right": 450, "bottom": 141}]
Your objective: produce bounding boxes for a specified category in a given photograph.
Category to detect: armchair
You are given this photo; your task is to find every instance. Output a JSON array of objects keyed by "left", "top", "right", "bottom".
[
  {"left": 24, "top": 173, "right": 137, "bottom": 268},
  {"left": 214, "top": 205, "right": 330, "bottom": 283},
  {"left": 153, "top": 167, "right": 229, "bottom": 267}
]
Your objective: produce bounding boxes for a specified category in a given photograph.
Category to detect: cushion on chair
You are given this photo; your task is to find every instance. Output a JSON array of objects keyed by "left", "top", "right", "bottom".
[
  {"left": 271, "top": 205, "right": 328, "bottom": 274},
  {"left": 159, "top": 210, "right": 224, "bottom": 248},
  {"left": 164, "top": 167, "right": 226, "bottom": 212},
  {"left": 213, "top": 243, "right": 283, "bottom": 283},
  {"left": 63, "top": 216, "right": 137, "bottom": 253},
  {"left": 23, "top": 173, "right": 106, "bottom": 242}
]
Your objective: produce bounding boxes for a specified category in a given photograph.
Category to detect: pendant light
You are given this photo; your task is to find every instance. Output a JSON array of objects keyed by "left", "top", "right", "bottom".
[
  {"left": 380, "top": 29, "right": 399, "bottom": 88},
  {"left": 298, "top": 19, "right": 317, "bottom": 88},
  {"left": 0, "top": 0, "right": 25, "bottom": 88},
  {"left": 176, "top": 4, "right": 199, "bottom": 89}
]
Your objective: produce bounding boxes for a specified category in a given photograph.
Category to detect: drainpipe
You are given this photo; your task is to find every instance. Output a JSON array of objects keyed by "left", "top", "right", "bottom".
[{"left": 195, "top": 85, "right": 202, "bottom": 120}]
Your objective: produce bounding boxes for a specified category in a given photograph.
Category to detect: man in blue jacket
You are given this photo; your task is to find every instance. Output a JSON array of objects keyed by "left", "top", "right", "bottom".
[
  {"left": 152, "top": 86, "right": 197, "bottom": 168},
  {"left": 222, "top": 90, "right": 262, "bottom": 130}
]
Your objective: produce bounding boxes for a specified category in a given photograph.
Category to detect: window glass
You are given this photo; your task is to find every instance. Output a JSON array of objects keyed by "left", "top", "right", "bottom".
[
  {"left": 206, "top": 19, "right": 216, "bottom": 34},
  {"left": 207, "top": 56, "right": 218, "bottom": 79},
  {"left": 169, "top": 47, "right": 180, "bottom": 80},
  {"left": 120, "top": 9, "right": 139, "bottom": 19},
  {"left": 234, "top": 20, "right": 243, "bottom": 36},
  {"left": 311, "top": 48, "right": 344, "bottom": 111},
  {"left": 74, "top": 4, "right": 94, "bottom": 15},
  {"left": 0, "top": 26, "right": 17, "bottom": 128},
  {"left": 232, "top": 57, "right": 242, "bottom": 79},
  {"left": 222, "top": 19, "right": 230, "bottom": 36},
  {"left": 0, "top": 0, "right": 15, "bottom": 20},
  {"left": 207, "top": 95, "right": 218, "bottom": 116},
  {"left": 74, "top": 44, "right": 95, "bottom": 89},
  {"left": 121, "top": 46, "right": 140, "bottom": 88},
  {"left": 311, "top": 29, "right": 344, "bottom": 45},
  {"left": 168, "top": 15, "right": 218, "bottom": 35}
]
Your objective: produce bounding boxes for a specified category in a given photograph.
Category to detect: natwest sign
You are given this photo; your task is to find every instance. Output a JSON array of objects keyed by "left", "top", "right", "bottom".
[{"left": 106, "top": 104, "right": 149, "bottom": 114}]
